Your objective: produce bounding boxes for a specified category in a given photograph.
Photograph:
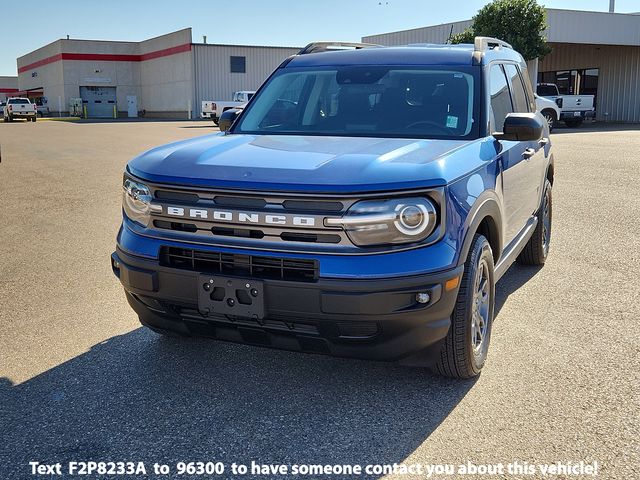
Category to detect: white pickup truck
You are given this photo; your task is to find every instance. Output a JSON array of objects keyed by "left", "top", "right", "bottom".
[
  {"left": 536, "top": 83, "right": 595, "bottom": 127},
  {"left": 3, "top": 97, "right": 37, "bottom": 122},
  {"left": 534, "top": 94, "right": 561, "bottom": 132},
  {"left": 201, "top": 90, "right": 255, "bottom": 125}
]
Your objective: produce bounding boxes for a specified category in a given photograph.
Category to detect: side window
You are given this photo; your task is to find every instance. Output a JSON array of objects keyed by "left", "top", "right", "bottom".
[
  {"left": 504, "top": 64, "right": 529, "bottom": 113},
  {"left": 489, "top": 64, "right": 513, "bottom": 132},
  {"left": 519, "top": 65, "right": 537, "bottom": 111}
]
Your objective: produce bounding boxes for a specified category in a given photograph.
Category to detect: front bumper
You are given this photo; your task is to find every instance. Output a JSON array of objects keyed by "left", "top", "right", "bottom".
[{"left": 112, "top": 246, "right": 462, "bottom": 364}]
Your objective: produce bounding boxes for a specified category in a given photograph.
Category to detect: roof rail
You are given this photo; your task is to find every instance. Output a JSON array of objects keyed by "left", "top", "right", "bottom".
[
  {"left": 297, "top": 41, "right": 380, "bottom": 55},
  {"left": 472, "top": 36, "right": 513, "bottom": 65},
  {"left": 474, "top": 36, "right": 513, "bottom": 52}
]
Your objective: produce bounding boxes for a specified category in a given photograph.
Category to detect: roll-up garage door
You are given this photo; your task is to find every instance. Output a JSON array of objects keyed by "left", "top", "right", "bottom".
[{"left": 80, "top": 86, "right": 116, "bottom": 118}]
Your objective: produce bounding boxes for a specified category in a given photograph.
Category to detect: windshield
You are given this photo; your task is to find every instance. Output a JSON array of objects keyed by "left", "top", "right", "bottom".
[{"left": 234, "top": 66, "right": 479, "bottom": 139}]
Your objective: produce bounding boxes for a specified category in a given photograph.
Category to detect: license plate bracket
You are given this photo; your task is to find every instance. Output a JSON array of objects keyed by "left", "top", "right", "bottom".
[
  {"left": 197, "top": 274, "right": 265, "bottom": 319},
  {"left": 573, "top": 111, "right": 582, "bottom": 117}
]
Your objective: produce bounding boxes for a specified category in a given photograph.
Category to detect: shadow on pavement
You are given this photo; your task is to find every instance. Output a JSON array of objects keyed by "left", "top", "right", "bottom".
[
  {"left": 494, "top": 263, "right": 542, "bottom": 316},
  {"left": 0, "top": 329, "right": 477, "bottom": 478}
]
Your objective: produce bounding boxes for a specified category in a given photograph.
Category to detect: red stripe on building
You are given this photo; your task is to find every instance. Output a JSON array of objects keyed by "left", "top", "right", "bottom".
[
  {"left": 18, "top": 53, "right": 64, "bottom": 73},
  {"left": 0, "top": 88, "right": 19, "bottom": 93},
  {"left": 140, "top": 43, "right": 192, "bottom": 61},
  {"left": 18, "top": 43, "right": 192, "bottom": 73},
  {"left": 60, "top": 52, "right": 141, "bottom": 63}
]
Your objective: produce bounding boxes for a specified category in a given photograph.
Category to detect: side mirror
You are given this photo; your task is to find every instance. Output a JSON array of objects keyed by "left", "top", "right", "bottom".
[
  {"left": 494, "top": 113, "right": 544, "bottom": 141},
  {"left": 219, "top": 108, "right": 242, "bottom": 132}
]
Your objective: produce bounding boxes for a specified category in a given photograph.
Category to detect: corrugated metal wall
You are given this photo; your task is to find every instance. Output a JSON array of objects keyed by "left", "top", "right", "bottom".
[
  {"left": 193, "top": 44, "right": 299, "bottom": 114},
  {"left": 540, "top": 43, "right": 640, "bottom": 122},
  {"left": 363, "top": 20, "right": 472, "bottom": 46}
]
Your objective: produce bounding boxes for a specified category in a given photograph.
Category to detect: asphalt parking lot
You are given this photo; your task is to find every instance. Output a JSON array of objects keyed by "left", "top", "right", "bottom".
[{"left": 0, "top": 120, "right": 638, "bottom": 479}]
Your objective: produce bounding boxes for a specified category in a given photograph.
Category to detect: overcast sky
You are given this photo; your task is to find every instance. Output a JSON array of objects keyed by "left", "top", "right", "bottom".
[{"left": 1, "top": 0, "right": 638, "bottom": 76}]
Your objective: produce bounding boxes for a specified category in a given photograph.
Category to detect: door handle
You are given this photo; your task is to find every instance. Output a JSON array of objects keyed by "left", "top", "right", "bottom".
[{"left": 522, "top": 148, "right": 536, "bottom": 159}]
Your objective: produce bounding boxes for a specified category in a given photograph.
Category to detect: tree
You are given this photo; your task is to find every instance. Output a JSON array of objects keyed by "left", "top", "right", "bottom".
[{"left": 449, "top": 0, "right": 551, "bottom": 60}]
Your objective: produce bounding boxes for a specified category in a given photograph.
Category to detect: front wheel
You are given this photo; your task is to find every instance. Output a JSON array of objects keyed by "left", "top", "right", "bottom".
[{"left": 434, "top": 234, "right": 495, "bottom": 378}]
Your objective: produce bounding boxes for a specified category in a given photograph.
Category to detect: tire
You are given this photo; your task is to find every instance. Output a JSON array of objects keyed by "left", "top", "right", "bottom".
[
  {"left": 541, "top": 109, "right": 556, "bottom": 132},
  {"left": 517, "top": 179, "right": 552, "bottom": 266},
  {"left": 434, "top": 234, "right": 495, "bottom": 378},
  {"left": 32, "top": 116, "right": 37, "bottom": 122},
  {"left": 8, "top": 115, "right": 13, "bottom": 122},
  {"left": 564, "top": 118, "right": 583, "bottom": 128}
]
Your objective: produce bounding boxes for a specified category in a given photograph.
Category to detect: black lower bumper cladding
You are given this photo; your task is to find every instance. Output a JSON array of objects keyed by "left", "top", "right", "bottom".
[{"left": 112, "top": 246, "right": 462, "bottom": 364}]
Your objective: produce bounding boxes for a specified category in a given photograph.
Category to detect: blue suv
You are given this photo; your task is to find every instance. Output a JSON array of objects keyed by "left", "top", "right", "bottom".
[{"left": 112, "top": 38, "right": 554, "bottom": 378}]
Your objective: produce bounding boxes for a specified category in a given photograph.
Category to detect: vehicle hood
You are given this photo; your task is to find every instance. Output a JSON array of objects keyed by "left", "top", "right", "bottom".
[{"left": 128, "top": 133, "right": 493, "bottom": 193}]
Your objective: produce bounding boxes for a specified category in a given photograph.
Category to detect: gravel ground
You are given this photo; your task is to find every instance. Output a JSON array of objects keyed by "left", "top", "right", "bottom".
[{"left": 0, "top": 120, "right": 638, "bottom": 479}]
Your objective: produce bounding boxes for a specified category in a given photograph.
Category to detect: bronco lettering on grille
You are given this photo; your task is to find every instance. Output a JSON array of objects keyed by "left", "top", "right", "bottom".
[{"left": 163, "top": 206, "right": 316, "bottom": 227}]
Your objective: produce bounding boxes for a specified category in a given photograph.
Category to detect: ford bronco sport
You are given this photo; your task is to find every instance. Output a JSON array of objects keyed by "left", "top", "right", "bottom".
[{"left": 112, "top": 38, "right": 554, "bottom": 378}]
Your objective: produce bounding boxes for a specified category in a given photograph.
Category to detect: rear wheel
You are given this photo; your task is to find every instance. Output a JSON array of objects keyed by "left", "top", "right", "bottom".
[
  {"left": 32, "top": 116, "right": 37, "bottom": 122},
  {"left": 517, "top": 179, "right": 552, "bottom": 265},
  {"left": 434, "top": 234, "right": 495, "bottom": 378}
]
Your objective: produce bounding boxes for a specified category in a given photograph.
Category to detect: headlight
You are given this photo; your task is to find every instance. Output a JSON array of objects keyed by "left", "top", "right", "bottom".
[
  {"left": 122, "top": 177, "right": 153, "bottom": 227},
  {"left": 326, "top": 197, "right": 438, "bottom": 246}
]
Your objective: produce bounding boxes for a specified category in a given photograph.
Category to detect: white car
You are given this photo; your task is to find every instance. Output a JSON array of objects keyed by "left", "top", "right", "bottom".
[
  {"left": 3, "top": 97, "right": 37, "bottom": 122},
  {"left": 537, "top": 83, "right": 595, "bottom": 127},
  {"left": 535, "top": 94, "right": 561, "bottom": 132},
  {"left": 201, "top": 91, "right": 255, "bottom": 125}
]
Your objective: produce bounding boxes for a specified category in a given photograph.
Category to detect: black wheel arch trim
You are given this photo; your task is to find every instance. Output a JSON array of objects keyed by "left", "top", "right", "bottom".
[{"left": 457, "top": 192, "right": 503, "bottom": 268}]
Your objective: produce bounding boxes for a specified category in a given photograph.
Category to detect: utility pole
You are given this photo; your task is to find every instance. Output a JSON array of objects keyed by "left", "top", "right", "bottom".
[{"left": 609, "top": 0, "right": 615, "bottom": 13}]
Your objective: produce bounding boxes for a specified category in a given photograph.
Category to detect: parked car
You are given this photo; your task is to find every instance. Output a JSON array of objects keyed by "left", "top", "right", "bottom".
[
  {"left": 3, "top": 97, "right": 37, "bottom": 122},
  {"left": 535, "top": 94, "right": 560, "bottom": 132},
  {"left": 113, "top": 38, "right": 554, "bottom": 379},
  {"left": 33, "top": 97, "right": 49, "bottom": 117},
  {"left": 201, "top": 91, "right": 255, "bottom": 125},
  {"left": 537, "top": 83, "right": 594, "bottom": 127}
]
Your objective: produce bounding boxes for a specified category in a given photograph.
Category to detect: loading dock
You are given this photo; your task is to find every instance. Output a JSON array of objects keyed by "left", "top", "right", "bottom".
[{"left": 80, "top": 86, "right": 116, "bottom": 118}]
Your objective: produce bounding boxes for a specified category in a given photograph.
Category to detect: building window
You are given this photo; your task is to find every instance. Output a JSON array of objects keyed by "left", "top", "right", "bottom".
[
  {"left": 538, "top": 68, "right": 599, "bottom": 97},
  {"left": 230, "top": 56, "right": 246, "bottom": 73}
]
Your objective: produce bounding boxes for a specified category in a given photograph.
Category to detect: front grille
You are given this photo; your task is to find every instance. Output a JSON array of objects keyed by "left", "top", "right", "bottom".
[
  {"left": 160, "top": 246, "right": 318, "bottom": 282},
  {"left": 148, "top": 185, "right": 356, "bottom": 248}
]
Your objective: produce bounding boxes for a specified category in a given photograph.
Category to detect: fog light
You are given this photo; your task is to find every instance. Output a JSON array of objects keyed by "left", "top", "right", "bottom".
[{"left": 416, "top": 292, "right": 430, "bottom": 304}]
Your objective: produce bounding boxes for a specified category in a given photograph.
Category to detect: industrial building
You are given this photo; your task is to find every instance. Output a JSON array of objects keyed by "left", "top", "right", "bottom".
[
  {"left": 0, "top": 76, "right": 18, "bottom": 101},
  {"left": 364, "top": 9, "right": 640, "bottom": 123},
  {"left": 13, "top": 28, "right": 298, "bottom": 118}
]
